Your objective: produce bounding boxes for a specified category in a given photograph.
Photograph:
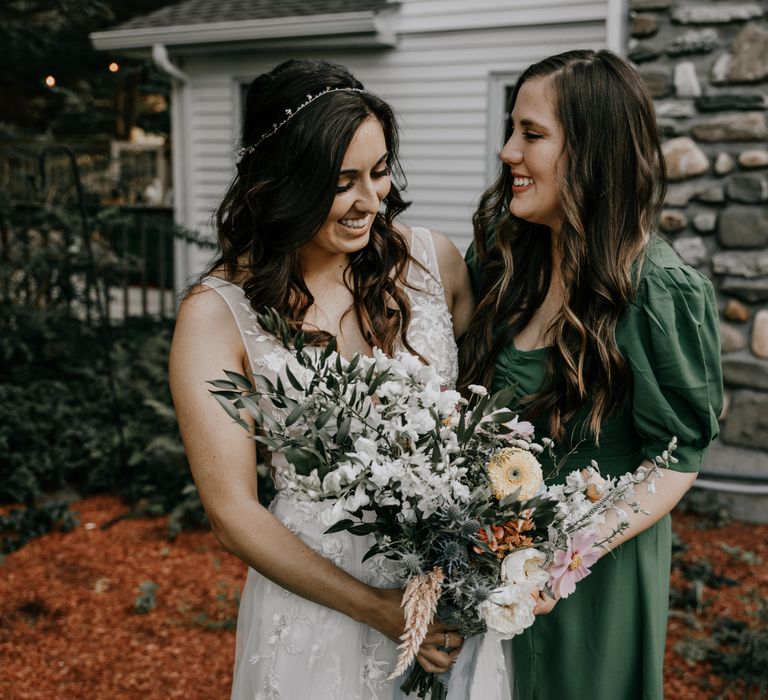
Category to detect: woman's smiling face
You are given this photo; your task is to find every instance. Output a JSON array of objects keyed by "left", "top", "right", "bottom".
[
  {"left": 500, "top": 76, "right": 566, "bottom": 233},
  {"left": 302, "top": 116, "right": 391, "bottom": 260}
]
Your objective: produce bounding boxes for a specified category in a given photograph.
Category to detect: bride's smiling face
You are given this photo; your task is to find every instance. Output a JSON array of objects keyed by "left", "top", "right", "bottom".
[{"left": 303, "top": 116, "right": 391, "bottom": 258}]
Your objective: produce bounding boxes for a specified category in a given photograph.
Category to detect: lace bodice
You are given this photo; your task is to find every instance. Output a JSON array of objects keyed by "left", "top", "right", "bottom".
[{"left": 202, "top": 225, "right": 458, "bottom": 401}]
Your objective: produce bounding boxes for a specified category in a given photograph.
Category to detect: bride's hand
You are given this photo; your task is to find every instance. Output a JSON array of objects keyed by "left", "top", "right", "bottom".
[
  {"left": 369, "top": 588, "right": 463, "bottom": 674},
  {"left": 416, "top": 621, "right": 463, "bottom": 674}
]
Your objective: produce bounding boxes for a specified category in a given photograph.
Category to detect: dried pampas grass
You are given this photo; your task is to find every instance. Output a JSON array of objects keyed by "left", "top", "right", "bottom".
[{"left": 388, "top": 566, "right": 445, "bottom": 679}]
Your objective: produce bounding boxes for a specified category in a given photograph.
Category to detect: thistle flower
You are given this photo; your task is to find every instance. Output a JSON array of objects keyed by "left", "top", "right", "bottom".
[
  {"left": 459, "top": 517, "right": 482, "bottom": 540},
  {"left": 398, "top": 548, "right": 425, "bottom": 576}
]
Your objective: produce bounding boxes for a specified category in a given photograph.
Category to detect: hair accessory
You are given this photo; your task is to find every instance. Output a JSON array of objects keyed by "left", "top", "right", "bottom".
[{"left": 239, "top": 86, "right": 366, "bottom": 156}]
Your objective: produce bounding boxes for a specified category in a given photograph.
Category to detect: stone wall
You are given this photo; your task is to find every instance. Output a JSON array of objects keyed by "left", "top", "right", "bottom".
[{"left": 627, "top": 0, "right": 768, "bottom": 518}]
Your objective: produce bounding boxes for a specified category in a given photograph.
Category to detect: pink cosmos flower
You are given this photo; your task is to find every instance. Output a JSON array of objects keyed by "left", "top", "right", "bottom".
[
  {"left": 547, "top": 530, "right": 602, "bottom": 599},
  {"left": 504, "top": 416, "right": 535, "bottom": 438},
  {"left": 478, "top": 410, "right": 536, "bottom": 439}
]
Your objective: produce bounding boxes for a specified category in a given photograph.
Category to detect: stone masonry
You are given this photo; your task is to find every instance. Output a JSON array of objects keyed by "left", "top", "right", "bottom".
[{"left": 628, "top": 0, "right": 768, "bottom": 520}]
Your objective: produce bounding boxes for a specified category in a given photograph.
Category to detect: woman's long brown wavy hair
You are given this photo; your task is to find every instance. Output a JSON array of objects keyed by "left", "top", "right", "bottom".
[
  {"left": 203, "top": 59, "right": 418, "bottom": 355},
  {"left": 459, "top": 50, "right": 666, "bottom": 442}
]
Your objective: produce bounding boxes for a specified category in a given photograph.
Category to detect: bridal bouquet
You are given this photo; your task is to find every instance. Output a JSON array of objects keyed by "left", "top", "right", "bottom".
[{"left": 210, "top": 310, "right": 676, "bottom": 699}]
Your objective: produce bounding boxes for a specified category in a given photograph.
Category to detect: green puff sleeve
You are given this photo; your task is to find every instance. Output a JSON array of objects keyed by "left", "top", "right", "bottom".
[{"left": 619, "top": 256, "right": 723, "bottom": 472}]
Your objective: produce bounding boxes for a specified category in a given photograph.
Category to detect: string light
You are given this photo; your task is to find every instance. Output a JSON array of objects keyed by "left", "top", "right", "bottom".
[
  {"left": 44, "top": 75, "right": 56, "bottom": 88},
  {"left": 109, "top": 62, "right": 119, "bottom": 73}
]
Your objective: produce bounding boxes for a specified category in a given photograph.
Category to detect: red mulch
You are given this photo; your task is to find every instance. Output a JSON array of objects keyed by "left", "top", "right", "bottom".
[
  {"left": 1, "top": 496, "right": 766, "bottom": 699},
  {"left": 665, "top": 511, "right": 768, "bottom": 700}
]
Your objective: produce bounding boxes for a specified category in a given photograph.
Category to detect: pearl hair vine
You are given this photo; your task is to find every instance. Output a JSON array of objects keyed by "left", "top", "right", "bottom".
[{"left": 238, "top": 86, "right": 367, "bottom": 157}]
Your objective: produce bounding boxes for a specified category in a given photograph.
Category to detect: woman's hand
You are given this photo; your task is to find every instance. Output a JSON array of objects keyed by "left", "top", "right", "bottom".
[
  {"left": 532, "top": 587, "right": 559, "bottom": 616},
  {"left": 369, "top": 587, "right": 463, "bottom": 674},
  {"left": 417, "top": 621, "right": 463, "bottom": 674}
]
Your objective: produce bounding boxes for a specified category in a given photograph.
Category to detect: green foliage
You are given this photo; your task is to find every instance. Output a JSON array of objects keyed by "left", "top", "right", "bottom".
[
  {"left": 134, "top": 580, "right": 158, "bottom": 614},
  {"left": 0, "top": 194, "right": 204, "bottom": 548},
  {"left": 709, "top": 594, "right": 768, "bottom": 698},
  {"left": 170, "top": 581, "right": 241, "bottom": 631},
  {"left": 677, "top": 489, "right": 731, "bottom": 529},
  {"left": 0, "top": 307, "right": 191, "bottom": 509},
  {"left": 0, "top": 195, "right": 267, "bottom": 555},
  {"left": 0, "top": 0, "right": 177, "bottom": 135},
  {"left": 167, "top": 484, "right": 209, "bottom": 541},
  {"left": 669, "top": 529, "right": 767, "bottom": 698},
  {"left": 0, "top": 499, "right": 79, "bottom": 554}
]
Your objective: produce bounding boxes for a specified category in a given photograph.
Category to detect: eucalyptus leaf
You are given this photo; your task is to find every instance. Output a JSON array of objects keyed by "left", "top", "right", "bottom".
[
  {"left": 211, "top": 393, "right": 248, "bottom": 429},
  {"left": 361, "top": 542, "right": 381, "bottom": 562},
  {"left": 324, "top": 518, "right": 357, "bottom": 534},
  {"left": 253, "top": 374, "right": 276, "bottom": 394},
  {"left": 322, "top": 337, "right": 338, "bottom": 362},
  {"left": 487, "top": 384, "right": 518, "bottom": 411},
  {"left": 348, "top": 522, "right": 379, "bottom": 536},
  {"left": 224, "top": 370, "right": 253, "bottom": 391},
  {"left": 208, "top": 389, "right": 244, "bottom": 401},
  {"left": 284, "top": 364, "right": 305, "bottom": 393},
  {"left": 489, "top": 409, "right": 517, "bottom": 424},
  {"left": 207, "top": 379, "right": 237, "bottom": 390},
  {"left": 239, "top": 395, "right": 264, "bottom": 425},
  {"left": 285, "top": 402, "right": 309, "bottom": 427},
  {"left": 283, "top": 446, "right": 321, "bottom": 474},
  {"left": 337, "top": 415, "right": 352, "bottom": 445}
]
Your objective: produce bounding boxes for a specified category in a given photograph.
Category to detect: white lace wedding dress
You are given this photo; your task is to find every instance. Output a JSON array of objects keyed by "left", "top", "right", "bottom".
[{"left": 202, "top": 227, "right": 459, "bottom": 700}]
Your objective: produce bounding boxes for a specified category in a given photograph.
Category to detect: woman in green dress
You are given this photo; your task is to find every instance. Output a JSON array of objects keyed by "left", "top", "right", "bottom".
[{"left": 460, "top": 50, "right": 723, "bottom": 699}]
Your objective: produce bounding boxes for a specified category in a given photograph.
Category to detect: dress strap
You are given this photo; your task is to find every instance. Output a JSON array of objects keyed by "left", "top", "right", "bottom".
[
  {"left": 407, "top": 226, "right": 443, "bottom": 291},
  {"left": 200, "top": 276, "right": 262, "bottom": 375}
]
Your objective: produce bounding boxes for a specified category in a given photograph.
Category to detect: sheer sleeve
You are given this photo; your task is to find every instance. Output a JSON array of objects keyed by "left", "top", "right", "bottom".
[{"left": 619, "top": 258, "right": 723, "bottom": 472}]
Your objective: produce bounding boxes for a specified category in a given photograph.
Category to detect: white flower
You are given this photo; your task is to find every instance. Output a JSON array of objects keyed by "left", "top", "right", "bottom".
[
  {"left": 409, "top": 408, "right": 437, "bottom": 434},
  {"left": 565, "top": 470, "right": 588, "bottom": 492},
  {"left": 354, "top": 436, "right": 380, "bottom": 459},
  {"left": 345, "top": 483, "right": 370, "bottom": 512},
  {"left": 369, "top": 459, "right": 405, "bottom": 488},
  {"left": 398, "top": 500, "right": 416, "bottom": 523},
  {"left": 322, "top": 470, "right": 343, "bottom": 493},
  {"left": 478, "top": 580, "right": 537, "bottom": 638},
  {"left": 478, "top": 548, "right": 548, "bottom": 638},
  {"left": 450, "top": 479, "right": 471, "bottom": 503},
  {"left": 500, "top": 548, "right": 548, "bottom": 586},
  {"left": 467, "top": 384, "right": 488, "bottom": 397},
  {"left": 394, "top": 351, "right": 424, "bottom": 376},
  {"left": 378, "top": 380, "right": 405, "bottom": 400}
]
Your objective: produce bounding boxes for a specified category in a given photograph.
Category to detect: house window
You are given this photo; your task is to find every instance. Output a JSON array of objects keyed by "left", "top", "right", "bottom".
[{"left": 486, "top": 73, "right": 518, "bottom": 185}]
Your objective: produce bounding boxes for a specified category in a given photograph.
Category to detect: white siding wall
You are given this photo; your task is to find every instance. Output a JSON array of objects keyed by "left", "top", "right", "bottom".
[{"left": 176, "top": 0, "right": 614, "bottom": 281}]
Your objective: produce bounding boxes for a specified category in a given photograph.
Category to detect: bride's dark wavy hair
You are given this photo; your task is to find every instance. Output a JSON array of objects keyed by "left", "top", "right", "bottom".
[
  {"left": 204, "top": 58, "right": 417, "bottom": 354},
  {"left": 459, "top": 49, "right": 666, "bottom": 442}
]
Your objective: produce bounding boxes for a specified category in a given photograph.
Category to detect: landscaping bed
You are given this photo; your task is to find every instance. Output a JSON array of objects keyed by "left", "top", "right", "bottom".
[{"left": 1, "top": 495, "right": 765, "bottom": 699}]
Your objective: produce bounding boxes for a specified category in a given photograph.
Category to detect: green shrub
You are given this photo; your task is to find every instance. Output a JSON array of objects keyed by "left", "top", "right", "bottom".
[
  {"left": 0, "top": 195, "right": 272, "bottom": 551},
  {"left": 0, "top": 307, "right": 189, "bottom": 508}
]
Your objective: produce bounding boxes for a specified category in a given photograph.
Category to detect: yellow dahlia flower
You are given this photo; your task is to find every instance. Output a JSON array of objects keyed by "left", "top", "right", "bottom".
[{"left": 487, "top": 447, "right": 543, "bottom": 501}]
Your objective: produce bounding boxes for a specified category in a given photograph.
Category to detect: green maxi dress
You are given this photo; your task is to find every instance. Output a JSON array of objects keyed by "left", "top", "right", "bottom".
[{"left": 466, "top": 235, "right": 723, "bottom": 700}]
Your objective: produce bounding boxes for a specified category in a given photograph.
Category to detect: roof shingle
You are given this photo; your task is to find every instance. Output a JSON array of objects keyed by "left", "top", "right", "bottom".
[{"left": 115, "top": 0, "right": 394, "bottom": 31}]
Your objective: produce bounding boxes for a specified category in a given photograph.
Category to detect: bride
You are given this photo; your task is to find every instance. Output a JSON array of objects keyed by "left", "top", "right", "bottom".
[{"left": 169, "top": 59, "right": 473, "bottom": 699}]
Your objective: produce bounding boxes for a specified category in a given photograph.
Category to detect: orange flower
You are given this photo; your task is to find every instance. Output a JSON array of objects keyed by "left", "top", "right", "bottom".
[
  {"left": 473, "top": 518, "right": 535, "bottom": 559},
  {"left": 473, "top": 525, "right": 505, "bottom": 554}
]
